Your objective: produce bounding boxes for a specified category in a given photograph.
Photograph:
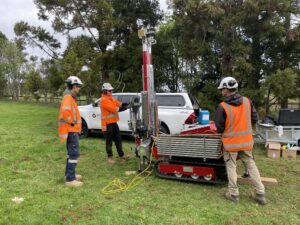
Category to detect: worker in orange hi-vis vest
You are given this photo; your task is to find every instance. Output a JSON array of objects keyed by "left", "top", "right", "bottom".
[
  {"left": 58, "top": 76, "right": 83, "bottom": 187},
  {"left": 100, "top": 83, "right": 130, "bottom": 165},
  {"left": 214, "top": 77, "right": 267, "bottom": 205}
]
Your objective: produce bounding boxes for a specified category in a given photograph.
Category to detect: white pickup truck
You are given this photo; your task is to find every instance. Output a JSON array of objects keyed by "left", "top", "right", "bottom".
[{"left": 78, "top": 93, "right": 199, "bottom": 137}]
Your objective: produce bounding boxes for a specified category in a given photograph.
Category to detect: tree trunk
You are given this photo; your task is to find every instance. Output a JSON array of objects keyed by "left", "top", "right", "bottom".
[
  {"left": 265, "top": 89, "right": 271, "bottom": 115},
  {"left": 280, "top": 98, "right": 288, "bottom": 109},
  {"left": 101, "top": 68, "right": 109, "bottom": 83}
]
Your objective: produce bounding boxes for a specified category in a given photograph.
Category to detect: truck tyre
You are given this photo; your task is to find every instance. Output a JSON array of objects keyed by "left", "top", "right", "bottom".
[
  {"left": 79, "top": 119, "right": 89, "bottom": 139},
  {"left": 160, "top": 123, "right": 169, "bottom": 134}
]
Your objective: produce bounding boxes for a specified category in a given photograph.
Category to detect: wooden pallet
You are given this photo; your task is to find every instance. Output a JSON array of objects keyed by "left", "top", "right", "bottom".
[{"left": 237, "top": 175, "right": 278, "bottom": 186}]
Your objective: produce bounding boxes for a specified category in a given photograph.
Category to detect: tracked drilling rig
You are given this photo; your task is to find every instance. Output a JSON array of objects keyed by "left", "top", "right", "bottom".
[{"left": 129, "top": 27, "right": 227, "bottom": 184}]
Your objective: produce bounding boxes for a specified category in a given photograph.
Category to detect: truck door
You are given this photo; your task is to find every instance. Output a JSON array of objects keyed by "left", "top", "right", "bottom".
[{"left": 90, "top": 100, "right": 101, "bottom": 129}]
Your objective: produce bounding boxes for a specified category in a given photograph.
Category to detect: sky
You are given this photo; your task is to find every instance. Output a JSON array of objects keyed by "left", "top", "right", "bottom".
[{"left": 0, "top": 0, "right": 168, "bottom": 58}]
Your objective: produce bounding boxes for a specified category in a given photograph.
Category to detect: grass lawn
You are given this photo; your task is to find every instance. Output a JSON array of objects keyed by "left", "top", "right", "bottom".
[{"left": 0, "top": 101, "right": 299, "bottom": 225}]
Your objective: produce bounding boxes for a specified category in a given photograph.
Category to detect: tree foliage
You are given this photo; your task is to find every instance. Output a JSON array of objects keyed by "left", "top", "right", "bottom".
[
  {"left": 156, "top": 0, "right": 300, "bottom": 112},
  {"left": 0, "top": 31, "right": 8, "bottom": 98},
  {"left": 14, "top": 21, "right": 60, "bottom": 58},
  {"left": 7, "top": 0, "right": 300, "bottom": 113},
  {"left": 0, "top": 39, "right": 25, "bottom": 101},
  {"left": 16, "top": 0, "right": 162, "bottom": 85},
  {"left": 264, "top": 68, "right": 299, "bottom": 111},
  {"left": 25, "top": 69, "right": 42, "bottom": 101}
]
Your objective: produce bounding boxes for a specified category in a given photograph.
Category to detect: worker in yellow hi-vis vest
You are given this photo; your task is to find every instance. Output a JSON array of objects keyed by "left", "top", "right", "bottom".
[
  {"left": 214, "top": 77, "right": 266, "bottom": 205},
  {"left": 58, "top": 76, "right": 83, "bottom": 187}
]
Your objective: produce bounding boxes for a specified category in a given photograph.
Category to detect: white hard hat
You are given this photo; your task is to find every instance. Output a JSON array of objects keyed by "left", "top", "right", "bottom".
[
  {"left": 65, "top": 76, "right": 83, "bottom": 86},
  {"left": 102, "top": 82, "right": 114, "bottom": 91},
  {"left": 218, "top": 77, "right": 238, "bottom": 90}
]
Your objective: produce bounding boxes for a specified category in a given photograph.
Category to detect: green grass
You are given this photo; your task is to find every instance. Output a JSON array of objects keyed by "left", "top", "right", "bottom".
[{"left": 0, "top": 101, "right": 300, "bottom": 225}]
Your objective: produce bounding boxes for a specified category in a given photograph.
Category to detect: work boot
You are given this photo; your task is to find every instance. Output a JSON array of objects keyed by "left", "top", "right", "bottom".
[
  {"left": 75, "top": 174, "right": 82, "bottom": 181},
  {"left": 251, "top": 193, "right": 267, "bottom": 205},
  {"left": 64, "top": 174, "right": 82, "bottom": 181},
  {"left": 120, "top": 154, "right": 130, "bottom": 162},
  {"left": 65, "top": 180, "right": 83, "bottom": 187},
  {"left": 107, "top": 157, "right": 116, "bottom": 165},
  {"left": 224, "top": 192, "right": 240, "bottom": 203}
]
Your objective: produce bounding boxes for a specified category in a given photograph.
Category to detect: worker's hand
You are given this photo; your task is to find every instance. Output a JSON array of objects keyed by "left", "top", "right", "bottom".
[
  {"left": 121, "top": 102, "right": 130, "bottom": 108},
  {"left": 119, "top": 103, "right": 130, "bottom": 112}
]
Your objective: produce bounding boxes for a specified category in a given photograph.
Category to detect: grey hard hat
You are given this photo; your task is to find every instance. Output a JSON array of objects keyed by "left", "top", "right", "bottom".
[
  {"left": 218, "top": 77, "right": 238, "bottom": 90},
  {"left": 102, "top": 83, "right": 114, "bottom": 91},
  {"left": 65, "top": 76, "right": 83, "bottom": 86}
]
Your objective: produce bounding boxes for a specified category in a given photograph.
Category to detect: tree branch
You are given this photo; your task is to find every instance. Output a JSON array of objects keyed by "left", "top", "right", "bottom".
[{"left": 70, "top": 0, "right": 101, "bottom": 51}]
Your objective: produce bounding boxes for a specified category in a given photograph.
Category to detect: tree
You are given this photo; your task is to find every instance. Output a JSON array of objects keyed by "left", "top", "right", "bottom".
[
  {"left": 166, "top": 0, "right": 300, "bottom": 112},
  {"left": 14, "top": 21, "right": 60, "bottom": 58},
  {"left": 263, "top": 68, "right": 299, "bottom": 114},
  {"left": 25, "top": 69, "right": 42, "bottom": 101},
  {"left": 153, "top": 23, "right": 182, "bottom": 92},
  {"left": 15, "top": 0, "right": 162, "bottom": 87},
  {"left": 60, "top": 35, "right": 99, "bottom": 103},
  {"left": 0, "top": 31, "right": 7, "bottom": 41},
  {"left": 0, "top": 31, "right": 8, "bottom": 98},
  {"left": 40, "top": 59, "right": 63, "bottom": 103},
  {"left": 0, "top": 39, "right": 25, "bottom": 101}
]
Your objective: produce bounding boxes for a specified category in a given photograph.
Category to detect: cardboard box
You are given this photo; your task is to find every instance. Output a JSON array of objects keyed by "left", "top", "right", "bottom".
[
  {"left": 282, "top": 147, "right": 297, "bottom": 160},
  {"left": 266, "top": 142, "right": 281, "bottom": 159}
]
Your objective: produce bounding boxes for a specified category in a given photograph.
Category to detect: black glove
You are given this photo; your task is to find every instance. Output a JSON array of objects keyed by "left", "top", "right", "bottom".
[
  {"left": 121, "top": 102, "right": 130, "bottom": 108},
  {"left": 71, "top": 121, "right": 75, "bottom": 126},
  {"left": 119, "top": 103, "right": 130, "bottom": 112}
]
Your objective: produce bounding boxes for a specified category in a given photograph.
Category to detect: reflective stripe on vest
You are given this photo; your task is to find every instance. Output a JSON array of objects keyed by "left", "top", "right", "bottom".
[
  {"left": 223, "top": 141, "right": 254, "bottom": 149},
  {"left": 101, "top": 112, "right": 118, "bottom": 119},
  {"left": 59, "top": 118, "right": 81, "bottom": 125},
  {"left": 222, "top": 130, "right": 252, "bottom": 137},
  {"left": 59, "top": 134, "right": 68, "bottom": 139},
  {"left": 63, "top": 106, "right": 71, "bottom": 110}
]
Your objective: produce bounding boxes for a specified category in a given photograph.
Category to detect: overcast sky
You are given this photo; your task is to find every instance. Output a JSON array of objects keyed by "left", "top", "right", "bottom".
[{"left": 0, "top": 0, "right": 168, "bottom": 58}]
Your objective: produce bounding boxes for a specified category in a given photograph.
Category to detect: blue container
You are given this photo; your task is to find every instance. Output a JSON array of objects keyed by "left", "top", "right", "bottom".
[{"left": 199, "top": 110, "right": 210, "bottom": 125}]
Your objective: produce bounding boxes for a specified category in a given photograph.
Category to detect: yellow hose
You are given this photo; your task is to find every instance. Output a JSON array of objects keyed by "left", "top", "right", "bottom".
[{"left": 101, "top": 141, "right": 155, "bottom": 195}]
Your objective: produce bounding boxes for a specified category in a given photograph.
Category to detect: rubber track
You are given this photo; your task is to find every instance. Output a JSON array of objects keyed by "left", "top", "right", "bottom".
[{"left": 154, "top": 160, "right": 227, "bottom": 185}]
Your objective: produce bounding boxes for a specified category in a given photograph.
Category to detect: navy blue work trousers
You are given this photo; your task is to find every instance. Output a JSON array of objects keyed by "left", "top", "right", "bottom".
[
  {"left": 104, "top": 123, "right": 124, "bottom": 158},
  {"left": 65, "top": 132, "right": 80, "bottom": 181}
]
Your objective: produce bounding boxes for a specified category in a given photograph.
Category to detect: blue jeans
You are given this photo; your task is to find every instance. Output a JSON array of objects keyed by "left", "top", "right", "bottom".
[{"left": 65, "top": 132, "right": 80, "bottom": 181}]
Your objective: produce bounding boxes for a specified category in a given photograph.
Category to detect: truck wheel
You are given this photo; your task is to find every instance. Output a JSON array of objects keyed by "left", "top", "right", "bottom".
[
  {"left": 79, "top": 119, "right": 89, "bottom": 139},
  {"left": 159, "top": 124, "right": 169, "bottom": 134}
]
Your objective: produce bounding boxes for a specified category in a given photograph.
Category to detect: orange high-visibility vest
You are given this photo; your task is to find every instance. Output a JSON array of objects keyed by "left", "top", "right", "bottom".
[
  {"left": 100, "top": 94, "right": 121, "bottom": 132},
  {"left": 58, "top": 94, "right": 82, "bottom": 142},
  {"left": 220, "top": 97, "right": 254, "bottom": 151}
]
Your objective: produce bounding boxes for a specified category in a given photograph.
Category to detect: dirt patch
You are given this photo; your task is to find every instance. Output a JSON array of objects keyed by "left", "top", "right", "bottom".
[
  {"left": 59, "top": 203, "right": 104, "bottom": 223},
  {"left": 293, "top": 171, "right": 300, "bottom": 177},
  {"left": 59, "top": 209, "right": 81, "bottom": 223},
  {"left": 43, "top": 138, "right": 54, "bottom": 144},
  {"left": 0, "top": 157, "right": 8, "bottom": 164},
  {"left": 20, "top": 156, "right": 30, "bottom": 161}
]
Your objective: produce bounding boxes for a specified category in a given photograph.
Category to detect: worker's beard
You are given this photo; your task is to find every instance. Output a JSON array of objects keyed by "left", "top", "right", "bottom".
[{"left": 71, "top": 89, "right": 78, "bottom": 97}]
